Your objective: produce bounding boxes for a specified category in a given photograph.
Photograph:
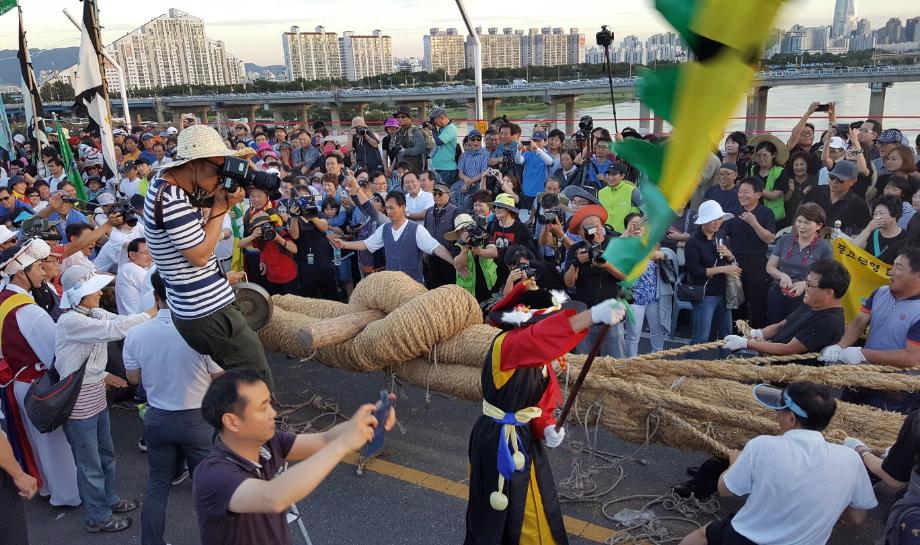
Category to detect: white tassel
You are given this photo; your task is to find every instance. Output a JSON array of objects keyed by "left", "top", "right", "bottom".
[{"left": 501, "top": 310, "right": 533, "bottom": 325}]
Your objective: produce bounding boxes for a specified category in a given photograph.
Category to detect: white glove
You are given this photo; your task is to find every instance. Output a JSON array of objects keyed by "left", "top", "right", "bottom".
[
  {"left": 818, "top": 344, "right": 842, "bottom": 363},
  {"left": 747, "top": 329, "right": 764, "bottom": 341},
  {"left": 590, "top": 299, "right": 626, "bottom": 326},
  {"left": 839, "top": 347, "right": 867, "bottom": 365},
  {"left": 543, "top": 425, "right": 565, "bottom": 448},
  {"left": 723, "top": 335, "right": 748, "bottom": 351},
  {"left": 843, "top": 437, "right": 867, "bottom": 451}
]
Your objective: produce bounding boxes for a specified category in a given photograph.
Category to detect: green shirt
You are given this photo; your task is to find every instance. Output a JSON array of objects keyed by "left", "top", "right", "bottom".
[
  {"left": 598, "top": 181, "right": 640, "bottom": 233},
  {"left": 430, "top": 123, "right": 458, "bottom": 171}
]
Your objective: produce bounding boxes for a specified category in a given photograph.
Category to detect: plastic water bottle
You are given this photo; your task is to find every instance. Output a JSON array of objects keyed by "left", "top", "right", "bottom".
[{"left": 333, "top": 247, "right": 342, "bottom": 267}]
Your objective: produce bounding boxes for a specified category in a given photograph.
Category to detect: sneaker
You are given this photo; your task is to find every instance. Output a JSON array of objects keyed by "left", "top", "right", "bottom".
[
  {"left": 111, "top": 499, "right": 138, "bottom": 514},
  {"left": 171, "top": 469, "right": 190, "bottom": 486},
  {"left": 85, "top": 515, "right": 132, "bottom": 533},
  {"left": 137, "top": 439, "right": 147, "bottom": 453}
]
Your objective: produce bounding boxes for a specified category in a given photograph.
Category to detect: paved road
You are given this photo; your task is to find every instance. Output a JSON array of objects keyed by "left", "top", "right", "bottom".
[{"left": 23, "top": 351, "right": 894, "bottom": 545}]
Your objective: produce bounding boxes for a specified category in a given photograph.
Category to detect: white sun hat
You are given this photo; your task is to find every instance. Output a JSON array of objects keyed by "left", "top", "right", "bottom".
[
  {"left": 0, "top": 225, "right": 18, "bottom": 245},
  {"left": 0, "top": 238, "right": 51, "bottom": 278},
  {"left": 695, "top": 200, "right": 733, "bottom": 225},
  {"left": 59, "top": 265, "right": 114, "bottom": 309},
  {"left": 157, "top": 124, "right": 254, "bottom": 172}
]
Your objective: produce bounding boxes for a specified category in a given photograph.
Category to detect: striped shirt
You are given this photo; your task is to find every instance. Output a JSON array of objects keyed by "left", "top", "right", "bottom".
[
  {"left": 70, "top": 381, "right": 107, "bottom": 420},
  {"left": 144, "top": 178, "right": 235, "bottom": 320}
]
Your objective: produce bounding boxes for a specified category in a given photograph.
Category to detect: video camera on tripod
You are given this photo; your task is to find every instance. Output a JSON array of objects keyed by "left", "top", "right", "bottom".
[{"left": 19, "top": 216, "right": 62, "bottom": 241}]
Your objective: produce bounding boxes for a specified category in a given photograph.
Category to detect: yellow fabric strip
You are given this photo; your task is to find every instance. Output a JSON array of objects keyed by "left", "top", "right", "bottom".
[
  {"left": 491, "top": 332, "right": 515, "bottom": 390},
  {"left": 0, "top": 293, "right": 36, "bottom": 344},
  {"left": 520, "top": 464, "right": 557, "bottom": 545},
  {"left": 832, "top": 236, "right": 891, "bottom": 322},
  {"left": 481, "top": 400, "right": 542, "bottom": 423}
]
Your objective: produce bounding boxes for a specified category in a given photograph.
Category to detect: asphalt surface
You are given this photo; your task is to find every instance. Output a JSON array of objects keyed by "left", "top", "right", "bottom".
[{"left": 23, "top": 347, "right": 896, "bottom": 545}]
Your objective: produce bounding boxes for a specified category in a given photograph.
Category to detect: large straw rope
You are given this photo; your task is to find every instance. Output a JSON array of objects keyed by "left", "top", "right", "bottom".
[{"left": 259, "top": 272, "right": 913, "bottom": 456}]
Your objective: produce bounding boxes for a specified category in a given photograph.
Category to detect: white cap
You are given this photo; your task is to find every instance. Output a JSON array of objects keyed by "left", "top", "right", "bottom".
[
  {"left": 13, "top": 134, "right": 25, "bottom": 144},
  {"left": 0, "top": 225, "right": 18, "bottom": 245},
  {"left": 0, "top": 238, "right": 51, "bottom": 277},
  {"left": 166, "top": 127, "right": 178, "bottom": 135},
  {"left": 59, "top": 265, "right": 114, "bottom": 309},
  {"left": 695, "top": 200, "right": 733, "bottom": 225},
  {"left": 829, "top": 136, "right": 846, "bottom": 150},
  {"left": 96, "top": 192, "right": 116, "bottom": 205}
]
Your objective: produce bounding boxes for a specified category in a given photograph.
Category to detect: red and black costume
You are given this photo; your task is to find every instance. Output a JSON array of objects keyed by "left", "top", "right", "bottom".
[{"left": 465, "top": 282, "right": 586, "bottom": 545}]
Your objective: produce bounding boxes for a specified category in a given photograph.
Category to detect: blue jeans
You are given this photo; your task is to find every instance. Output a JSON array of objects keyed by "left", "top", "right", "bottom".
[
  {"left": 576, "top": 323, "right": 625, "bottom": 358},
  {"left": 691, "top": 295, "right": 732, "bottom": 346},
  {"left": 436, "top": 169, "right": 458, "bottom": 186},
  {"left": 63, "top": 410, "right": 121, "bottom": 524},
  {"left": 767, "top": 284, "right": 804, "bottom": 326},
  {"left": 142, "top": 407, "right": 213, "bottom": 545}
]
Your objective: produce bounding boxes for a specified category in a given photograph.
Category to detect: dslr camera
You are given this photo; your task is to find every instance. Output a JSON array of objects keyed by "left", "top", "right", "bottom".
[
  {"left": 583, "top": 242, "right": 607, "bottom": 265},
  {"left": 112, "top": 199, "right": 138, "bottom": 227},
  {"left": 538, "top": 193, "right": 563, "bottom": 225},
  {"left": 289, "top": 195, "right": 319, "bottom": 219},
  {"left": 575, "top": 116, "right": 594, "bottom": 142},
  {"left": 355, "top": 126, "right": 367, "bottom": 137},
  {"left": 516, "top": 264, "right": 539, "bottom": 280},
  {"left": 221, "top": 156, "right": 281, "bottom": 195},
  {"left": 252, "top": 218, "right": 281, "bottom": 242},
  {"left": 462, "top": 223, "right": 489, "bottom": 247}
]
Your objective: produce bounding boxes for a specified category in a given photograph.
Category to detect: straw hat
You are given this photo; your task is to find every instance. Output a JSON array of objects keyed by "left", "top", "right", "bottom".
[
  {"left": 748, "top": 134, "right": 789, "bottom": 165},
  {"left": 444, "top": 214, "right": 476, "bottom": 241},
  {"left": 157, "top": 124, "right": 254, "bottom": 171}
]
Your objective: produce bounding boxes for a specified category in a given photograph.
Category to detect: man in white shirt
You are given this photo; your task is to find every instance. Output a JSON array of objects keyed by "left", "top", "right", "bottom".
[
  {"left": 115, "top": 238, "right": 151, "bottom": 315},
  {"left": 118, "top": 161, "right": 143, "bottom": 198},
  {"left": 150, "top": 143, "right": 172, "bottom": 170},
  {"left": 332, "top": 190, "right": 458, "bottom": 284},
  {"left": 402, "top": 171, "right": 433, "bottom": 221},
  {"left": 94, "top": 206, "right": 144, "bottom": 274},
  {"left": 45, "top": 158, "right": 67, "bottom": 191},
  {"left": 678, "top": 381, "right": 877, "bottom": 545},
  {"left": 124, "top": 271, "right": 222, "bottom": 545}
]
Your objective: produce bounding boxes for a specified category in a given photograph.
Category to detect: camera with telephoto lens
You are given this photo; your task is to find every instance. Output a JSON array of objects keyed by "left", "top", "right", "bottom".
[
  {"left": 289, "top": 195, "right": 319, "bottom": 219},
  {"left": 463, "top": 223, "right": 489, "bottom": 247},
  {"left": 19, "top": 216, "right": 62, "bottom": 241},
  {"left": 221, "top": 156, "right": 281, "bottom": 195},
  {"left": 596, "top": 25, "right": 614, "bottom": 48},
  {"left": 253, "top": 219, "right": 280, "bottom": 242},
  {"left": 356, "top": 126, "right": 367, "bottom": 137},
  {"left": 516, "top": 264, "right": 539, "bottom": 280},
  {"left": 584, "top": 242, "right": 607, "bottom": 265},
  {"left": 112, "top": 199, "right": 138, "bottom": 227},
  {"left": 539, "top": 193, "right": 562, "bottom": 224}
]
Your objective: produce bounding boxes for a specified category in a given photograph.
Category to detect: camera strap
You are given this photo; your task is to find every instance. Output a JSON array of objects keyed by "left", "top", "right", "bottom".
[{"left": 153, "top": 181, "right": 169, "bottom": 230}]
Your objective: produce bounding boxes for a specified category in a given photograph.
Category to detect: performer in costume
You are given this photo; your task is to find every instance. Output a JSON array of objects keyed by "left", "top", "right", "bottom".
[
  {"left": 0, "top": 238, "right": 80, "bottom": 506},
  {"left": 465, "top": 279, "right": 625, "bottom": 545}
]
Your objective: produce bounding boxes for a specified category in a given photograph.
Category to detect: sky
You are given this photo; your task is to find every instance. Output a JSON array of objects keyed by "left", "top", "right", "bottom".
[{"left": 1, "top": 0, "right": 918, "bottom": 66}]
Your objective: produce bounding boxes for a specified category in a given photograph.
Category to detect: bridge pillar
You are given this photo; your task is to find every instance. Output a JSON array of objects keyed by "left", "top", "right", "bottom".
[
  {"left": 483, "top": 98, "right": 500, "bottom": 121},
  {"left": 329, "top": 106, "right": 341, "bottom": 135},
  {"left": 299, "top": 104, "right": 311, "bottom": 129},
  {"left": 272, "top": 108, "right": 285, "bottom": 125},
  {"left": 868, "top": 82, "right": 891, "bottom": 120},
  {"left": 548, "top": 96, "right": 577, "bottom": 133},
  {"left": 248, "top": 104, "right": 258, "bottom": 126},
  {"left": 134, "top": 111, "right": 143, "bottom": 128},
  {"left": 417, "top": 102, "right": 429, "bottom": 121},
  {"left": 547, "top": 101, "right": 558, "bottom": 131},
  {"left": 653, "top": 115, "right": 664, "bottom": 135},
  {"left": 466, "top": 100, "right": 478, "bottom": 132},
  {"left": 200, "top": 106, "right": 210, "bottom": 126},
  {"left": 353, "top": 103, "right": 368, "bottom": 118},
  {"left": 745, "top": 86, "right": 770, "bottom": 134},
  {"left": 564, "top": 99, "right": 576, "bottom": 135},
  {"left": 639, "top": 102, "right": 651, "bottom": 132},
  {"left": 154, "top": 98, "right": 166, "bottom": 126},
  {"left": 171, "top": 110, "right": 182, "bottom": 126}
]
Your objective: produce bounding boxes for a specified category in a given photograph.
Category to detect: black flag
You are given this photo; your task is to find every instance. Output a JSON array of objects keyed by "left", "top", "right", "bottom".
[
  {"left": 74, "top": 0, "right": 118, "bottom": 180},
  {"left": 17, "top": 5, "right": 47, "bottom": 161}
]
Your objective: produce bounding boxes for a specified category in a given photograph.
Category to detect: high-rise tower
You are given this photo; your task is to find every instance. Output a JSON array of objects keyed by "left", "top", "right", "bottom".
[{"left": 832, "top": 0, "right": 857, "bottom": 38}]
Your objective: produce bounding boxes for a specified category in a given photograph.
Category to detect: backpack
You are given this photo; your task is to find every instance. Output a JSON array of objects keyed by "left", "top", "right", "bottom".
[{"left": 410, "top": 125, "right": 436, "bottom": 155}]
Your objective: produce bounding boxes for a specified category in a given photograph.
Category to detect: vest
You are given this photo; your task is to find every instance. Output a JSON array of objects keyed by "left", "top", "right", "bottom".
[
  {"left": 756, "top": 165, "right": 786, "bottom": 222},
  {"left": 382, "top": 221, "right": 424, "bottom": 283},
  {"left": 424, "top": 204, "right": 458, "bottom": 247},
  {"left": 866, "top": 287, "right": 920, "bottom": 352},
  {"left": 0, "top": 289, "right": 45, "bottom": 382}
]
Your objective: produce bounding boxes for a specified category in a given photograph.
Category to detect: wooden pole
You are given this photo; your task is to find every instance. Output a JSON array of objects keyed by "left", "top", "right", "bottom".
[
  {"left": 555, "top": 324, "right": 610, "bottom": 431},
  {"left": 297, "top": 310, "right": 386, "bottom": 352}
]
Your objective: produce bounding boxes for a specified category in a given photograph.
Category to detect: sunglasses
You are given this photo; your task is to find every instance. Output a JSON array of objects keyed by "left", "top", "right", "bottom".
[
  {"left": 470, "top": 137, "right": 482, "bottom": 141},
  {"left": 432, "top": 190, "right": 446, "bottom": 196}
]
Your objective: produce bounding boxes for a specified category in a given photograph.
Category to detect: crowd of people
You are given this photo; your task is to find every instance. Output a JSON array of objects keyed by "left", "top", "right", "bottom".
[{"left": 0, "top": 98, "right": 919, "bottom": 545}]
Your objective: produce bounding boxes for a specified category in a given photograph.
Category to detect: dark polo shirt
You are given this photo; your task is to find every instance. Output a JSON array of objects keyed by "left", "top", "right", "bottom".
[
  {"left": 194, "top": 431, "right": 297, "bottom": 545},
  {"left": 802, "top": 186, "right": 870, "bottom": 235}
]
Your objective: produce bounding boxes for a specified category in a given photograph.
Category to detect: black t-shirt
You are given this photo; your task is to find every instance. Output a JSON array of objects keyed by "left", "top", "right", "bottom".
[
  {"left": 882, "top": 410, "right": 920, "bottom": 484},
  {"left": 907, "top": 213, "right": 920, "bottom": 247},
  {"left": 564, "top": 238, "right": 622, "bottom": 306},
  {"left": 802, "top": 186, "right": 871, "bottom": 235},
  {"left": 867, "top": 228, "right": 909, "bottom": 265},
  {"left": 489, "top": 218, "right": 535, "bottom": 287},
  {"left": 771, "top": 305, "right": 845, "bottom": 358},
  {"left": 723, "top": 205, "right": 776, "bottom": 256},
  {"left": 292, "top": 217, "right": 334, "bottom": 271},
  {"left": 194, "top": 432, "right": 297, "bottom": 545}
]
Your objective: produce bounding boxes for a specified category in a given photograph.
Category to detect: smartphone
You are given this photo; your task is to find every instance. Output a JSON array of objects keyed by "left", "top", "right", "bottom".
[
  {"left": 815, "top": 103, "right": 830, "bottom": 112},
  {"left": 521, "top": 140, "right": 532, "bottom": 147},
  {"left": 363, "top": 390, "right": 392, "bottom": 458}
]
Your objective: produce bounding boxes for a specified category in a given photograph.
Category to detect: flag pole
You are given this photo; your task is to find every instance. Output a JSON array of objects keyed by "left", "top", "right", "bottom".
[{"left": 84, "top": 0, "right": 109, "bottom": 105}]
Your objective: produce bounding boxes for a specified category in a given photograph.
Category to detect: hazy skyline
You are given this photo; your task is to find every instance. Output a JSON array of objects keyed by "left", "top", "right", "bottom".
[{"left": 1, "top": 0, "right": 918, "bottom": 66}]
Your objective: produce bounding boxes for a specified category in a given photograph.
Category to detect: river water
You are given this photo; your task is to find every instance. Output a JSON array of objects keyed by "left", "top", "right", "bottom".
[{"left": 509, "top": 81, "right": 920, "bottom": 141}]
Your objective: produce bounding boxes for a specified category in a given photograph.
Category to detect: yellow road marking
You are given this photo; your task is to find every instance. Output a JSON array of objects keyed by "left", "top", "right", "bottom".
[{"left": 341, "top": 453, "right": 630, "bottom": 544}]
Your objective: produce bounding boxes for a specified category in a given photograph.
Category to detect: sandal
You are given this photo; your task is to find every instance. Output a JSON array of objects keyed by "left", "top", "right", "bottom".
[
  {"left": 111, "top": 499, "right": 138, "bottom": 513},
  {"left": 85, "top": 516, "right": 132, "bottom": 533}
]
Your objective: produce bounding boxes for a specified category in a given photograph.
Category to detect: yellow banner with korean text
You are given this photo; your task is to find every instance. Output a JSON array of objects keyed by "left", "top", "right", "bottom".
[{"left": 832, "top": 236, "right": 890, "bottom": 322}]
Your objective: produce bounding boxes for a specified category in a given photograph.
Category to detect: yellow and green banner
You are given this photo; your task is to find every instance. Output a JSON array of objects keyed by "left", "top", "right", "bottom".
[
  {"left": 831, "top": 236, "right": 890, "bottom": 322},
  {"left": 603, "top": 0, "right": 785, "bottom": 284}
]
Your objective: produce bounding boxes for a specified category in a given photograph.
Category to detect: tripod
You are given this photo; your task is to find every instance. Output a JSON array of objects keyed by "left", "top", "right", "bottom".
[{"left": 597, "top": 25, "right": 620, "bottom": 134}]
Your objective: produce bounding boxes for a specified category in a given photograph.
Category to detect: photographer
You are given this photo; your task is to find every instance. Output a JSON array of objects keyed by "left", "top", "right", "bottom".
[
  {"left": 563, "top": 205, "right": 627, "bottom": 357},
  {"left": 579, "top": 136, "right": 615, "bottom": 190},
  {"left": 94, "top": 196, "right": 145, "bottom": 274},
  {"left": 389, "top": 106, "right": 427, "bottom": 174},
  {"left": 143, "top": 124, "right": 272, "bottom": 387},
  {"left": 288, "top": 191, "right": 337, "bottom": 300},
  {"left": 488, "top": 123, "right": 524, "bottom": 181},
  {"left": 447, "top": 214, "right": 497, "bottom": 302},
  {"left": 454, "top": 129, "right": 490, "bottom": 212},
  {"left": 532, "top": 180, "right": 567, "bottom": 265},
  {"left": 349, "top": 117, "right": 384, "bottom": 174},
  {"left": 514, "top": 131, "right": 555, "bottom": 210},
  {"left": 502, "top": 244, "right": 566, "bottom": 297},
  {"left": 480, "top": 193, "right": 535, "bottom": 289},
  {"left": 428, "top": 107, "right": 458, "bottom": 186},
  {"left": 239, "top": 211, "right": 298, "bottom": 296}
]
